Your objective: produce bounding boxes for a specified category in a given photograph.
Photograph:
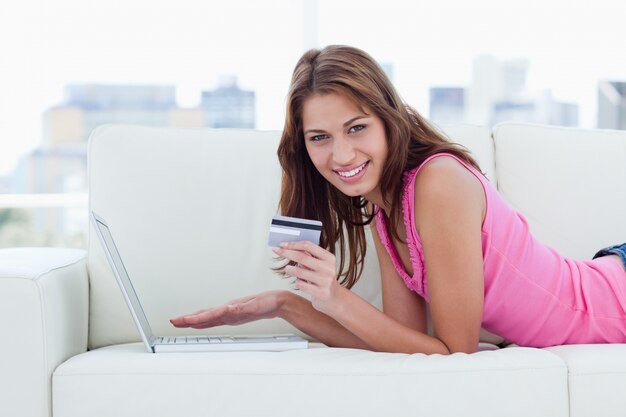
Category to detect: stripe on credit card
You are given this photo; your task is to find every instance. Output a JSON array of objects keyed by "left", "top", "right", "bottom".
[
  {"left": 271, "top": 219, "right": 323, "bottom": 231},
  {"left": 269, "top": 226, "right": 300, "bottom": 236}
]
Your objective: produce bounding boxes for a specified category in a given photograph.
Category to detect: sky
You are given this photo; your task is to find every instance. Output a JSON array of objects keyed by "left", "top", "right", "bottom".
[{"left": 1, "top": 0, "right": 625, "bottom": 176}]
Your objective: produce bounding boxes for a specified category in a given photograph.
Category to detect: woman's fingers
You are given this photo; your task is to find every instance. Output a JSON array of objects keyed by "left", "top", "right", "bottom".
[
  {"left": 170, "top": 293, "right": 280, "bottom": 329},
  {"left": 274, "top": 248, "right": 320, "bottom": 271},
  {"left": 285, "top": 264, "right": 320, "bottom": 285},
  {"left": 272, "top": 241, "right": 338, "bottom": 297},
  {"left": 272, "top": 241, "right": 335, "bottom": 275},
  {"left": 279, "top": 240, "right": 333, "bottom": 261},
  {"left": 170, "top": 294, "right": 258, "bottom": 328},
  {"left": 170, "top": 305, "right": 230, "bottom": 328},
  {"left": 294, "top": 277, "right": 317, "bottom": 294}
]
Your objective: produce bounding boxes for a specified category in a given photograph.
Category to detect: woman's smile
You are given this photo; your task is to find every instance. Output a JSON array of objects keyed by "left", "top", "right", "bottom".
[{"left": 334, "top": 160, "right": 370, "bottom": 182}]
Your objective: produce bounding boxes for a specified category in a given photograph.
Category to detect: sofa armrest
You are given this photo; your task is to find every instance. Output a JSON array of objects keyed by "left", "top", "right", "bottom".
[{"left": 0, "top": 247, "right": 88, "bottom": 417}]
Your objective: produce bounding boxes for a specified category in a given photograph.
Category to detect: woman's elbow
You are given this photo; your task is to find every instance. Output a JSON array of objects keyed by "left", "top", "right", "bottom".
[{"left": 440, "top": 337, "right": 479, "bottom": 355}]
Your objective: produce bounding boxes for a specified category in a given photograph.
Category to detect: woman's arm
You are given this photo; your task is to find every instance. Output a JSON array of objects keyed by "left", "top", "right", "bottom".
[
  {"left": 278, "top": 292, "right": 372, "bottom": 349},
  {"left": 277, "top": 158, "right": 485, "bottom": 354},
  {"left": 276, "top": 240, "right": 451, "bottom": 354},
  {"left": 414, "top": 156, "right": 485, "bottom": 353},
  {"left": 275, "top": 243, "right": 449, "bottom": 354},
  {"left": 171, "top": 290, "right": 372, "bottom": 350}
]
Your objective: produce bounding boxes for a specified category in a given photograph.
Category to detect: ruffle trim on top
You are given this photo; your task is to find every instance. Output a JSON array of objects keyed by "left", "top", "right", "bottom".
[
  {"left": 401, "top": 167, "right": 428, "bottom": 300},
  {"left": 373, "top": 166, "right": 428, "bottom": 300}
]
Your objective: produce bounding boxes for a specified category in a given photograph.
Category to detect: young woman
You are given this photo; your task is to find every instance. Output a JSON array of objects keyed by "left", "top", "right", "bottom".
[{"left": 171, "top": 45, "right": 626, "bottom": 354}]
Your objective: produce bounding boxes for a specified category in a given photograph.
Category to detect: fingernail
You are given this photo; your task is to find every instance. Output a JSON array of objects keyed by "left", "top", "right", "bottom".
[
  {"left": 271, "top": 247, "right": 280, "bottom": 253},
  {"left": 280, "top": 242, "right": 288, "bottom": 248}
]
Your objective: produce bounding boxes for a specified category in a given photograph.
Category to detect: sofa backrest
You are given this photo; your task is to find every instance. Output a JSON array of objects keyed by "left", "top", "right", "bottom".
[
  {"left": 87, "top": 124, "right": 497, "bottom": 349},
  {"left": 90, "top": 122, "right": 626, "bottom": 349},
  {"left": 493, "top": 123, "right": 626, "bottom": 259},
  {"left": 442, "top": 125, "right": 496, "bottom": 183},
  {"left": 88, "top": 126, "right": 293, "bottom": 349}
]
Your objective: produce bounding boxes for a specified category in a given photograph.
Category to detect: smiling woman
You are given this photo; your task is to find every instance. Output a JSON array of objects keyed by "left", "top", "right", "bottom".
[
  {"left": 172, "top": 45, "right": 626, "bottom": 355},
  {"left": 276, "top": 45, "right": 481, "bottom": 290},
  {"left": 270, "top": 46, "right": 486, "bottom": 354}
]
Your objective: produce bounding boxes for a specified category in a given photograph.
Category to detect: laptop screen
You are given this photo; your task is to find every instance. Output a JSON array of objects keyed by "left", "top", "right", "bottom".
[{"left": 92, "top": 213, "right": 156, "bottom": 346}]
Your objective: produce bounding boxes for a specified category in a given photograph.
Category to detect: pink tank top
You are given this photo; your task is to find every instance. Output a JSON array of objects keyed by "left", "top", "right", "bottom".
[{"left": 375, "top": 153, "right": 626, "bottom": 347}]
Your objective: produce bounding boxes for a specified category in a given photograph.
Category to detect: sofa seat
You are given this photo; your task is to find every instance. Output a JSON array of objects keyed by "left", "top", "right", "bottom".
[
  {"left": 544, "top": 344, "right": 626, "bottom": 417},
  {"left": 53, "top": 343, "right": 569, "bottom": 417}
]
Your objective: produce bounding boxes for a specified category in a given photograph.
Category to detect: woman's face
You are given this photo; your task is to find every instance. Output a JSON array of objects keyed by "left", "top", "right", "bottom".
[{"left": 302, "top": 93, "right": 388, "bottom": 200}]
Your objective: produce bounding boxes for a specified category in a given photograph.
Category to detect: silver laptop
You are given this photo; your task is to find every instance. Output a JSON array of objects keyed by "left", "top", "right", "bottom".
[{"left": 91, "top": 211, "right": 308, "bottom": 353}]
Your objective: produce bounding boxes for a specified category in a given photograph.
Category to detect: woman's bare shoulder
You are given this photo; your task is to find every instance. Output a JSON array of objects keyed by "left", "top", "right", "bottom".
[
  {"left": 413, "top": 156, "right": 486, "bottom": 226},
  {"left": 415, "top": 156, "right": 479, "bottom": 185}
]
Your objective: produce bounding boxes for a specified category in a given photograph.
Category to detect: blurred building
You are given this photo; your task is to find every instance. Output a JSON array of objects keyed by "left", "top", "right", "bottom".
[
  {"left": 14, "top": 146, "right": 86, "bottom": 194},
  {"left": 551, "top": 101, "right": 579, "bottom": 127},
  {"left": 19, "top": 80, "right": 257, "bottom": 195},
  {"left": 466, "top": 55, "right": 578, "bottom": 127},
  {"left": 491, "top": 101, "right": 536, "bottom": 125},
  {"left": 44, "top": 84, "right": 182, "bottom": 147},
  {"left": 12, "top": 145, "right": 87, "bottom": 239},
  {"left": 598, "top": 81, "right": 626, "bottom": 130},
  {"left": 491, "top": 91, "right": 578, "bottom": 127},
  {"left": 429, "top": 87, "right": 465, "bottom": 125},
  {"left": 467, "top": 55, "right": 529, "bottom": 126},
  {"left": 201, "top": 76, "right": 255, "bottom": 128}
]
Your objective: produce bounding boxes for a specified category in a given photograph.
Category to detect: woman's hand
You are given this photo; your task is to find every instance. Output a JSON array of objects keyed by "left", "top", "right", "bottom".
[
  {"left": 170, "top": 290, "right": 286, "bottom": 329},
  {"left": 272, "top": 240, "right": 347, "bottom": 316}
]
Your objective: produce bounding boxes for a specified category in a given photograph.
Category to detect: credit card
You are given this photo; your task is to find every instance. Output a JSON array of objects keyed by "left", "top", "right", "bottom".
[{"left": 268, "top": 215, "right": 323, "bottom": 247}]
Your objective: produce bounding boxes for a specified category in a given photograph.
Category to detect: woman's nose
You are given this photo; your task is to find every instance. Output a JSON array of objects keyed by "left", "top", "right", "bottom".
[{"left": 332, "top": 136, "right": 356, "bottom": 165}]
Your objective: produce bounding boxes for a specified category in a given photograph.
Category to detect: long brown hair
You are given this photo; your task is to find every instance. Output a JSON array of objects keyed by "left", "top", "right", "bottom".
[{"left": 276, "top": 45, "right": 480, "bottom": 289}]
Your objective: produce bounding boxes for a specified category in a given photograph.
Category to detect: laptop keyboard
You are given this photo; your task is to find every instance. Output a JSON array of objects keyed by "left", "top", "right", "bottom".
[
  {"left": 157, "top": 336, "right": 237, "bottom": 344},
  {"left": 150, "top": 334, "right": 306, "bottom": 352}
]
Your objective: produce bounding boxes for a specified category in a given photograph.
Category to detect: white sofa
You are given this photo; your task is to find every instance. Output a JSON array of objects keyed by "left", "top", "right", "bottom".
[{"left": 1, "top": 122, "right": 625, "bottom": 417}]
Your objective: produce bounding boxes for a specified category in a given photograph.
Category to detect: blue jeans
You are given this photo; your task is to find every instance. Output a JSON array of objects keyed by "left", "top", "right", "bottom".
[{"left": 593, "top": 243, "right": 626, "bottom": 269}]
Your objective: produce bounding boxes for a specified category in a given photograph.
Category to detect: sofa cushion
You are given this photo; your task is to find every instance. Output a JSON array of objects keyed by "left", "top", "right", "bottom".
[
  {"left": 492, "top": 122, "right": 626, "bottom": 260},
  {"left": 544, "top": 344, "right": 626, "bottom": 417},
  {"left": 53, "top": 343, "right": 568, "bottom": 417}
]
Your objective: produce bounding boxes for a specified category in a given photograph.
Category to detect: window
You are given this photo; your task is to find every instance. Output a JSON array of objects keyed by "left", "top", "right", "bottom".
[{"left": 1, "top": 0, "right": 624, "bottom": 248}]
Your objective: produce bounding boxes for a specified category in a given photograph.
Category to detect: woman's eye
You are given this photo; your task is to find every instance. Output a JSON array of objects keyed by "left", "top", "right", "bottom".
[
  {"left": 310, "top": 134, "right": 328, "bottom": 142},
  {"left": 348, "top": 124, "right": 366, "bottom": 134}
]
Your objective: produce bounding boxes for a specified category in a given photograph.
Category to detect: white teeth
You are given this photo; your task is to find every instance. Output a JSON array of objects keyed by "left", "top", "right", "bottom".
[{"left": 337, "top": 162, "right": 367, "bottom": 178}]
